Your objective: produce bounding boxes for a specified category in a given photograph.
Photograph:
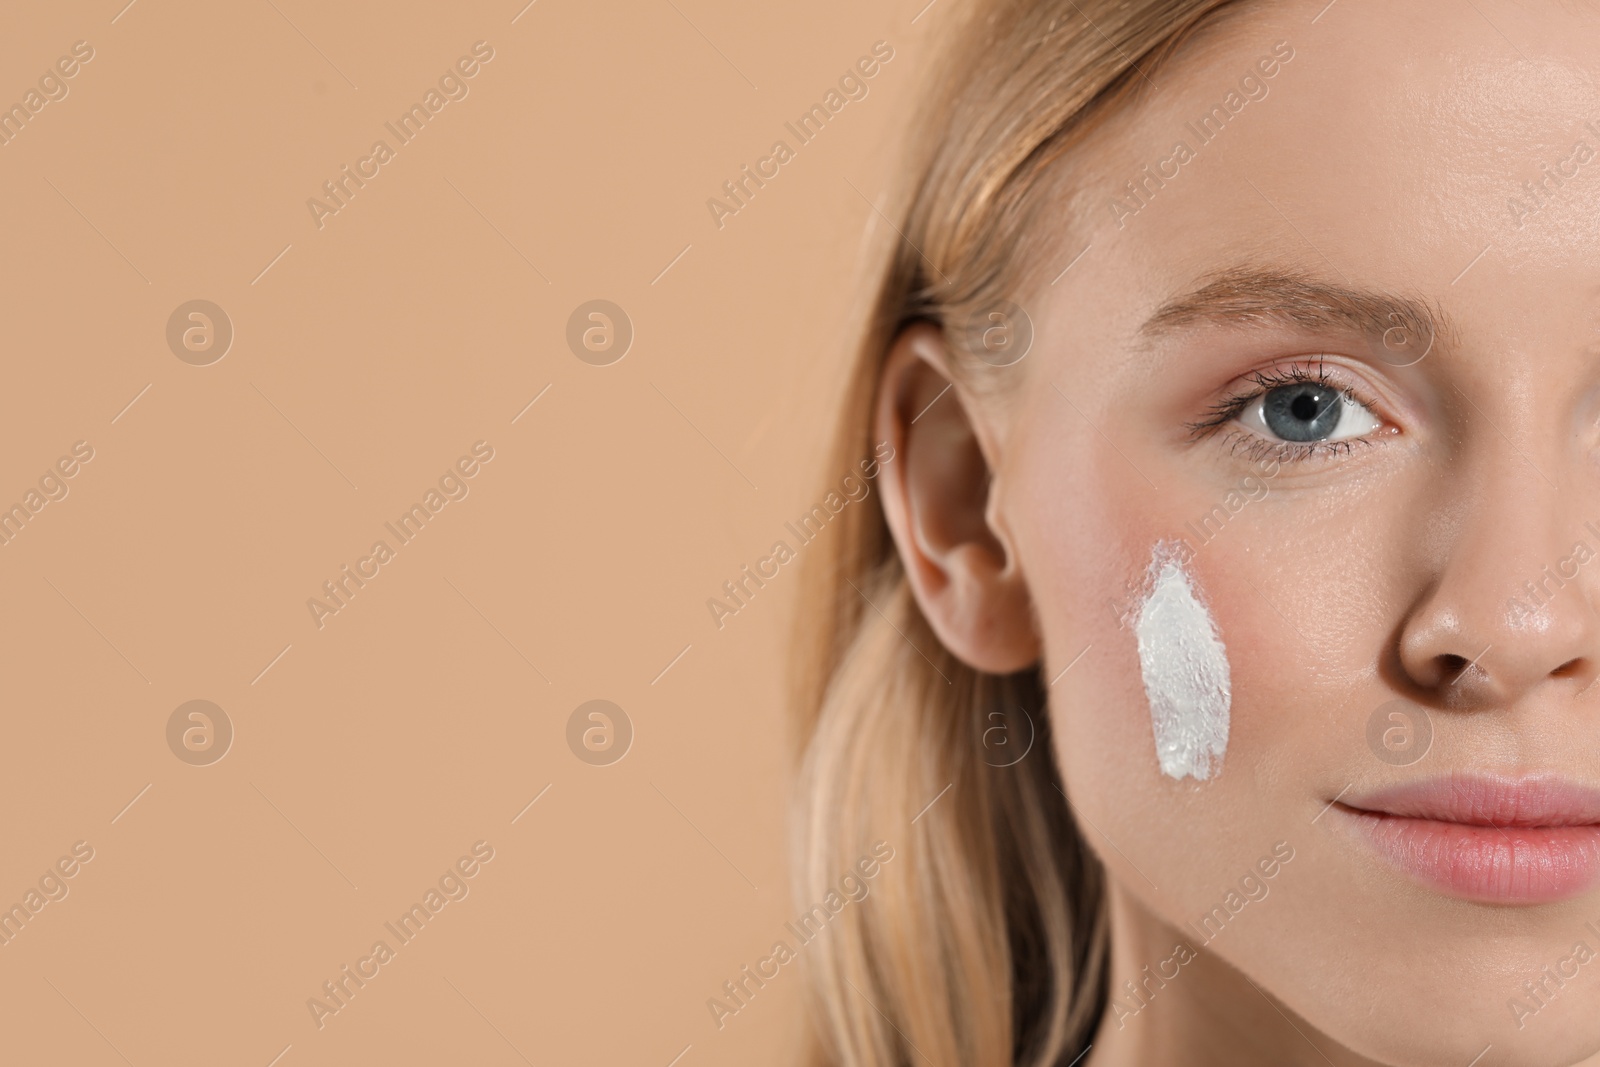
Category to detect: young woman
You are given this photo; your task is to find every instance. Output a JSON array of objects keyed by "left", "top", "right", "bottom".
[{"left": 791, "top": 0, "right": 1600, "bottom": 1064}]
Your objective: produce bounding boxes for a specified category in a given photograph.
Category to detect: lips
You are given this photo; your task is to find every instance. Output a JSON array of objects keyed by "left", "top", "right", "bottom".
[{"left": 1337, "top": 775, "right": 1600, "bottom": 905}]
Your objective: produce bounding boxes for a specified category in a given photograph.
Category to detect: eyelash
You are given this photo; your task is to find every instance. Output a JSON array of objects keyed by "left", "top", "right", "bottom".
[{"left": 1185, "top": 361, "right": 1389, "bottom": 464}]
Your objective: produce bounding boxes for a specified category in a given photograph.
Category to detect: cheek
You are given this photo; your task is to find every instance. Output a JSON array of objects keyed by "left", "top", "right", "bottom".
[
  {"left": 1042, "top": 511, "right": 1391, "bottom": 791},
  {"left": 1019, "top": 449, "right": 1213, "bottom": 856},
  {"left": 1018, "top": 431, "right": 1389, "bottom": 884},
  {"left": 1011, "top": 369, "right": 1415, "bottom": 797},
  {"left": 1021, "top": 409, "right": 1399, "bottom": 784}
]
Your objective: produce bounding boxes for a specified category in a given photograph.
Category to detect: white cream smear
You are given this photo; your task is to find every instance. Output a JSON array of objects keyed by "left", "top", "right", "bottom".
[{"left": 1133, "top": 542, "right": 1232, "bottom": 781}]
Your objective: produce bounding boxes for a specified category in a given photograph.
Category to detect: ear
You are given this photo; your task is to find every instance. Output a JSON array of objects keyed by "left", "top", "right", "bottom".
[{"left": 874, "top": 322, "right": 1041, "bottom": 674}]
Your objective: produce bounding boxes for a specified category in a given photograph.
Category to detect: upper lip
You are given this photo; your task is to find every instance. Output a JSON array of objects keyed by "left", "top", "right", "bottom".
[{"left": 1338, "top": 774, "right": 1600, "bottom": 828}]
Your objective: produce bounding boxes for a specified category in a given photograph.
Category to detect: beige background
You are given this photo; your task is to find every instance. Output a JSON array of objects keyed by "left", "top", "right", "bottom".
[{"left": 0, "top": 0, "right": 941, "bottom": 1064}]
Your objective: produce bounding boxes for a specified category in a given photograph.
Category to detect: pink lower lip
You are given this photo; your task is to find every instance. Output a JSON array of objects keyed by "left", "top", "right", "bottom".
[
  {"left": 1340, "top": 790, "right": 1600, "bottom": 906},
  {"left": 1336, "top": 775, "right": 1600, "bottom": 905}
]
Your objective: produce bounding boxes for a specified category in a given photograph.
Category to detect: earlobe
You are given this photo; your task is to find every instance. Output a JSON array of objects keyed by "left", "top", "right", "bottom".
[{"left": 874, "top": 323, "right": 1041, "bottom": 674}]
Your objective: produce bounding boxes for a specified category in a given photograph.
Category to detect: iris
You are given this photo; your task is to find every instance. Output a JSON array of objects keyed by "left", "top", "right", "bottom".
[{"left": 1262, "top": 383, "right": 1346, "bottom": 442}]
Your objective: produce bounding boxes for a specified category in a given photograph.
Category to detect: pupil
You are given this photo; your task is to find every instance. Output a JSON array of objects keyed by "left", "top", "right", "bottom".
[{"left": 1263, "top": 384, "right": 1342, "bottom": 443}]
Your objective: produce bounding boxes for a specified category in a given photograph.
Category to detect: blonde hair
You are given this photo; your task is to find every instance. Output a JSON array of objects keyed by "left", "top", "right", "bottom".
[{"left": 791, "top": 1, "right": 1248, "bottom": 1063}]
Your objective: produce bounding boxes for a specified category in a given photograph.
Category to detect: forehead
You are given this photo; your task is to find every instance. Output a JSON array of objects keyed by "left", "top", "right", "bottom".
[{"left": 1054, "top": 0, "right": 1600, "bottom": 336}]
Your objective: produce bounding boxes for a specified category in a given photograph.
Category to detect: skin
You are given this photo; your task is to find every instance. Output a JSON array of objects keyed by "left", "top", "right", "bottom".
[{"left": 874, "top": 1, "right": 1600, "bottom": 1064}]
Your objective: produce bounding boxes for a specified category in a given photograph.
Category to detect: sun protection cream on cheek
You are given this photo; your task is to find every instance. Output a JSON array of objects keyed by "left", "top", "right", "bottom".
[{"left": 1133, "top": 541, "right": 1232, "bottom": 781}]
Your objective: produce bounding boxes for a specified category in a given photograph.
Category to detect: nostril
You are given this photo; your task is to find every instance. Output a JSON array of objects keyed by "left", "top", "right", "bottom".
[
  {"left": 1438, "top": 654, "right": 1470, "bottom": 680},
  {"left": 1553, "top": 658, "right": 1587, "bottom": 679}
]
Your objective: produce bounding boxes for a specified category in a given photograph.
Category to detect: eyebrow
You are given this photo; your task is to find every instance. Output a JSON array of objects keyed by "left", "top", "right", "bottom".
[{"left": 1139, "top": 267, "right": 1453, "bottom": 353}]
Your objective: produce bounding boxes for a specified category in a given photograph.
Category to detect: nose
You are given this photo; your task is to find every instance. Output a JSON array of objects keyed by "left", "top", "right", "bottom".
[{"left": 1396, "top": 467, "right": 1600, "bottom": 706}]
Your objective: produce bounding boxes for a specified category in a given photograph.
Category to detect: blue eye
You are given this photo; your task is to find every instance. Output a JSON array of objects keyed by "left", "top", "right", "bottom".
[
  {"left": 1187, "top": 361, "right": 1394, "bottom": 463},
  {"left": 1242, "top": 382, "right": 1381, "bottom": 444}
]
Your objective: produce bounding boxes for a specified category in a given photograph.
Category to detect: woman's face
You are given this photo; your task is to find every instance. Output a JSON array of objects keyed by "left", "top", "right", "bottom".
[{"left": 1004, "top": 0, "right": 1600, "bottom": 1061}]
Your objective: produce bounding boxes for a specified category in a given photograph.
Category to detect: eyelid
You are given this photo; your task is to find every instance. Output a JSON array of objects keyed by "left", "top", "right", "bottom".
[
  {"left": 1184, "top": 355, "right": 1406, "bottom": 470},
  {"left": 1188, "top": 356, "right": 1394, "bottom": 439}
]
